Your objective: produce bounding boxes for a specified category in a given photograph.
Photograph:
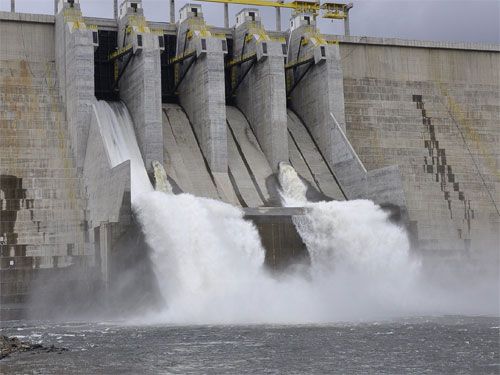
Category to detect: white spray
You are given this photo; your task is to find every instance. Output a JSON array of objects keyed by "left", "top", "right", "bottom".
[
  {"left": 94, "top": 101, "right": 153, "bottom": 199},
  {"left": 96, "top": 103, "right": 498, "bottom": 323}
]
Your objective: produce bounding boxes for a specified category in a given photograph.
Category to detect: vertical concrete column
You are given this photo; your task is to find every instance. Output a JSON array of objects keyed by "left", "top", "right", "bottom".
[
  {"left": 232, "top": 9, "right": 288, "bottom": 171},
  {"left": 224, "top": 4, "right": 229, "bottom": 28},
  {"left": 287, "top": 14, "right": 347, "bottom": 160},
  {"left": 175, "top": 5, "right": 228, "bottom": 173},
  {"left": 55, "top": 0, "right": 95, "bottom": 170},
  {"left": 344, "top": 3, "right": 353, "bottom": 36},
  {"left": 170, "top": 0, "right": 175, "bottom": 23},
  {"left": 117, "top": 0, "right": 164, "bottom": 172},
  {"left": 98, "top": 223, "right": 111, "bottom": 289},
  {"left": 275, "top": 6, "right": 281, "bottom": 31},
  {"left": 114, "top": 0, "right": 118, "bottom": 20},
  {"left": 10, "top": 0, "right": 15, "bottom": 12}
]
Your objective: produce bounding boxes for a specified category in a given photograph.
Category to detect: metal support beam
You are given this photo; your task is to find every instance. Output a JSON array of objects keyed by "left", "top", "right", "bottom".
[
  {"left": 224, "top": 4, "right": 229, "bottom": 27},
  {"left": 173, "top": 55, "right": 197, "bottom": 93},
  {"left": 287, "top": 60, "right": 313, "bottom": 96},
  {"left": 284, "top": 56, "right": 314, "bottom": 71},
  {"left": 170, "top": 0, "right": 175, "bottom": 23},
  {"left": 167, "top": 50, "right": 196, "bottom": 65},
  {"left": 228, "top": 57, "right": 257, "bottom": 98},
  {"left": 226, "top": 52, "right": 257, "bottom": 69},
  {"left": 108, "top": 44, "right": 134, "bottom": 62},
  {"left": 112, "top": 53, "right": 135, "bottom": 91},
  {"left": 10, "top": 0, "right": 15, "bottom": 13},
  {"left": 197, "top": 0, "right": 319, "bottom": 12}
]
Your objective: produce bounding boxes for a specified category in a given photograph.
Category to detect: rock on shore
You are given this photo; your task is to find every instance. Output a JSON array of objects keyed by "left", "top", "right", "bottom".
[{"left": 0, "top": 335, "right": 68, "bottom": 359}]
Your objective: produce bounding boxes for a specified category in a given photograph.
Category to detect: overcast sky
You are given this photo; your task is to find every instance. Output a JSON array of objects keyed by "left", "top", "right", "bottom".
[{"left": 1, "top": 0, "right": 499, "bottom": 43}]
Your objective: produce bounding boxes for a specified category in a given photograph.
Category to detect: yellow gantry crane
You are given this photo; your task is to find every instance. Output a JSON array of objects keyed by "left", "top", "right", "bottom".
[
  {"left": 198, "top": 0, "right": 350, "bottom": 17},
  {"left": 201, "top": 0, "right": 318, "bottom": 11},
  {"left": 189, "top": 0, "right": 353, "bottom": 33}
]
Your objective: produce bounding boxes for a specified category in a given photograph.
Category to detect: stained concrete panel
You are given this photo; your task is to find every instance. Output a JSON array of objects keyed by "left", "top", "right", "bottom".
[
  {"left": 226, "top": 106, "right": 274, "bottom": 204},
  {"left": 0, "top": 18, "right": 55, "bottom": 62},
  {"left": 340, "top": 42, "right": 500, "bottom": 255},
  {"left": 287, "top": 110, "right": 345, "bottom": 201},
  {"left": 162, "top": 104, "right": 219, "bottom": 200}
]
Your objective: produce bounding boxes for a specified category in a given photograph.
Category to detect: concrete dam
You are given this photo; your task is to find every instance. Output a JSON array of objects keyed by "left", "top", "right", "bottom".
[{"left": 0, "top": 0, "right": 499, "bottom": 319}]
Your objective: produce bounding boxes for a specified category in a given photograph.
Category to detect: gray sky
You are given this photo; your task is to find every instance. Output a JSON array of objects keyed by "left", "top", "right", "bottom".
[{"left": 1, "top": 0, "right": 499, "bottom": 43}]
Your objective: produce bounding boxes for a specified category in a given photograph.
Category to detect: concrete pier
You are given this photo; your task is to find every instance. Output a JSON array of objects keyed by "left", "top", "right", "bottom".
[
  {"left": 55, "top": 0, "right": 95, "bottom": 169},
  {"left": 117, "top": 0, "right": 163, "bottom": 172},
  {"left": 231, "top": 9, "right": 288, "bottom": 171},
  {"left": 244, "top": 207, "right": 309, "bottom": 270},
  {"left": 175, "top": 4, "right": 228, "bottom": 174}
]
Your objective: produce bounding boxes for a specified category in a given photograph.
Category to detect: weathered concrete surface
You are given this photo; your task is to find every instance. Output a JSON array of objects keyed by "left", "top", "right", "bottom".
[
  {"left": 117, "top": 3, "right": 163, "bottom": 173},
  {"left": 232, "top": 11, "right": 288, "bottom": 171},
  {"left": 162, "top": 103, "right": 220, "bottom": 199},
  {"left": 55, "top": 3, "right": 95, "bottom": 170},
  {"left": 0, "top": 55, "right": 87, "bottom": 310},
  {"left": 339, "top": 41, "right": 500, "bottom": 257},
  {"left": 287, "top": 110, "right": 345, "bottom": 201},
  {"left": 226, "top": 106, "right": 277, "bottom": 206},
  {"left": 162, "top": 104, "right": 277, "bottom": 207},
  {"left": 244, "top": 207, "right": 309, "bottom": 270}
]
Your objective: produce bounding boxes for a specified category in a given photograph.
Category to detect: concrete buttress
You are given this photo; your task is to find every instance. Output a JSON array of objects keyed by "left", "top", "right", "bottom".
[
  {"left": 55, "top": 0, "right": 95, "bottom": 170},
  {"left": 117, "top": 0, "right": 163, "bottom": 172},
  {"left": 175, "top": 5, "right": 228, "bottom": 174},
  {"left": 231, "top": 9, "right": 288, "bottom": 171}
]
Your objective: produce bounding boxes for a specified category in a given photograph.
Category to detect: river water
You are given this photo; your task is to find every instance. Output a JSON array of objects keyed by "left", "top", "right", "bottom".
[{"left": 1, "top": 316, "right": 499, "bottom": 374}]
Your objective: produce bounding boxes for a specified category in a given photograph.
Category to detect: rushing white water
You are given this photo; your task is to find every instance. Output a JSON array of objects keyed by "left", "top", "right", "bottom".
[
  {"left": 97, "top": 103, "right": 497, "bottom": 323},
  {"left": 94, "top": 101, "right": 153, "bottom": 199}
]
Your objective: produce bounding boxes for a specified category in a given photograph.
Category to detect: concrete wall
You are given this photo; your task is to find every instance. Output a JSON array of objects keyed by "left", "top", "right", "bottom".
[
  {"left": 0, "top": 12, "right": 55, "bottom": 62},
  {"left": 0, "top": 16, "right": 87, "bottom": 311},
  {"left": 338, "top": 39, "right": 500, "bottom": 256}
]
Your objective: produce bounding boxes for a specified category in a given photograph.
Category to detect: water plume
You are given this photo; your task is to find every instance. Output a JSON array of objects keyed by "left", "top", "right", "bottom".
[{"left": 99, "top": 103, "right": 498, "bottom": 323}]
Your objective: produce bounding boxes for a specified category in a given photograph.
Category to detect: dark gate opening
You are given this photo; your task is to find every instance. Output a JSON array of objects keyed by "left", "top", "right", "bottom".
[
  {"left": 94, "top": 30, "right": 119, "bottom": 101},
  {"left": 161, "top": 34, "right": 179, "bottom": 103}
]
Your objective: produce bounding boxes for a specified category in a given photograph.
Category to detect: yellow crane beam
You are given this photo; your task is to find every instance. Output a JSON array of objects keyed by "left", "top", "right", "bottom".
[
  {"left": 195, "top": 0, "right": 351, "bottom": 20},
  {"left": 198, "top": 0, "right": 320, "bottom": 11}
]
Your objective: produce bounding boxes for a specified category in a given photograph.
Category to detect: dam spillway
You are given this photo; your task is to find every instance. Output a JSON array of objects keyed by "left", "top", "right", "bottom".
[{"left": 0, "top": 1, "right": 499, "bottom": 319}]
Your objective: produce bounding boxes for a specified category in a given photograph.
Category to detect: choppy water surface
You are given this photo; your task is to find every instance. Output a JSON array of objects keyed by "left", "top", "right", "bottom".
[{"left": 1, "top": 316, "right": 498, "bottom": 374}]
